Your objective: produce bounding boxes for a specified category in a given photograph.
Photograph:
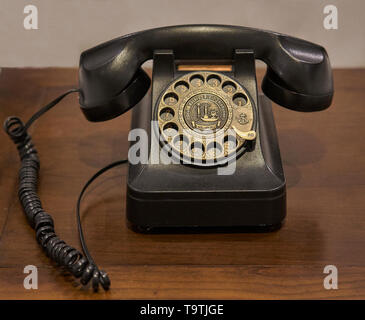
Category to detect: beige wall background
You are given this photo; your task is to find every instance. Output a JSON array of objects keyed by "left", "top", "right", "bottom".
[{"left": 0, "top": 0, "right": 364, "bottom": 68}]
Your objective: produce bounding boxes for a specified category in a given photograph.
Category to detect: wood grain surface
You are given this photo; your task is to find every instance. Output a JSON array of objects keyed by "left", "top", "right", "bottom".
[{"left": 0, "top": 68, "right": 364, "bottom": 299}]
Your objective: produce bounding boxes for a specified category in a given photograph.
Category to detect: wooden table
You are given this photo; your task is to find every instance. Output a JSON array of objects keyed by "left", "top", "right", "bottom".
[{"left": 0, "top": 68, "right": 364, "bottom": 299}]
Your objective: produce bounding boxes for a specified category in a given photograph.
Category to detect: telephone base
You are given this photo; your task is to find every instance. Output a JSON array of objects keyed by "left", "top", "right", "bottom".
[{"left": 126, "top": 93, "right": 286, "bottom": 233}]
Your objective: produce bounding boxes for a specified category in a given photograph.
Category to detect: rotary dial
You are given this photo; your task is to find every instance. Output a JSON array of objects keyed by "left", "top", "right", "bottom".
[{"left": 156, "top": 71, "right": 256, "bottom": 165}]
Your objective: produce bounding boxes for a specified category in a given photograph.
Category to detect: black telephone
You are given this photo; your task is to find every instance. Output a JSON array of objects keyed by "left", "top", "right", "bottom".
[{"left": 4, "top": 25, "right": 333, "bottom": 290}]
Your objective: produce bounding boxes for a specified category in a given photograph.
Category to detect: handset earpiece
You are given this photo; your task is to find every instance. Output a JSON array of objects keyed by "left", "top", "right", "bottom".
[
  {"left": 79, "top": 67, "right": 150, "bottom": 122},
  {"left": 262, "top": 67, "right": 333, "bottom": 112},
  {"left": 261, "top": 35, "right": 333, "bottom": 111}
]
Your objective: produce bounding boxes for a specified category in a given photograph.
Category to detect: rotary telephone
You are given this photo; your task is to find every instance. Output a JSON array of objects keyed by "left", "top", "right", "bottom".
[{"left": 4, "top": 25, "right": 333, "bottom": 291}]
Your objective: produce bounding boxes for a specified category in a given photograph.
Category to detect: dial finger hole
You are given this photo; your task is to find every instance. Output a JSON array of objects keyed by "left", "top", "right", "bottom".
[
  {"left": 164, "top": 92, "right": 178, "bottom": 106},
  {"left": 159, "top": 107, "right": 175, "bottom": 122},
  {"left": 173, "top": 134, "right": 189, "bottom": 152},
  {"left": 163, "top": 122, "right": 179, "bottom": 137},
  {"left": 174, "top": 81, "right": 189, "bottom": 94},
  {"left": 190, "top": 141, "right": 205, "bottom": 158},
  {"left": 206, "top": 141, "right": 223, "bottom": 158},
  {"left": 190, "top": 74, "right": 204, "bottom": 87},
  {"left": 222, "top": 81, "right": 237, "bottom": 94},
  {"left": 207, "top": 74, "right": 221, "bottom": 87},
  {"left": 224, "top": 135, "right": 238, "bottom": 151},
  {"left": 233, "top": 93, "right": 248, "bottom": 106}
]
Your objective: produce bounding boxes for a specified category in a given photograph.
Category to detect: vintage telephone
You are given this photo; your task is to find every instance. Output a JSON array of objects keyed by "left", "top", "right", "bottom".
[{"left": 4, "top": 25, "right": 333, "bottom": 291}]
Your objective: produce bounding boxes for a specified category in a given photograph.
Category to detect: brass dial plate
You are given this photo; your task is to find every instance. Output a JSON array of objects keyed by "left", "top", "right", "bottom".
[{"left": 156, "top": 71, "right": 255, "bottom": 164}]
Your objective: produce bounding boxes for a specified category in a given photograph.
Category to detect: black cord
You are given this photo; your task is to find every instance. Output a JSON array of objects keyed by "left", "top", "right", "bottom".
[
  {"left": 76, "top": 159, "right": 127, "bottom": 265},
  {"left": 3, "top": 89, "right": 126, "bottom": 291},
  {"left": 24, "top": 89, "right": 80, "bottom": 130}
]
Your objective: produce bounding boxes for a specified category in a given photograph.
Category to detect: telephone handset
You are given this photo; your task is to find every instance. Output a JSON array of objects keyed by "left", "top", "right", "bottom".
[
  {"left": 79, "top": 25, "right": 333, "bottom": 122},
  {"left": 4, "top": 25, "right": 333, "bottom": 291}
]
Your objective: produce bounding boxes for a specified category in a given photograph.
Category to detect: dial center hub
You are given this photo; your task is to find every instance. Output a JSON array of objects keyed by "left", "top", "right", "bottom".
[{"left": 183, "top": 93, "right": 229, "bottom": 133}]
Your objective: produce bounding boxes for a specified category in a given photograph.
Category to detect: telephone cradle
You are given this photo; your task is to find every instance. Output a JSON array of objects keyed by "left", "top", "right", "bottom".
[{"left": 5, "top": 25, "right": 333, "bottom": 290}]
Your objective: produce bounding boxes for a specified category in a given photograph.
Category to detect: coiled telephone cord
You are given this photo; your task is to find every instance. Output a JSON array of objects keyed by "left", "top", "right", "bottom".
[{"left": 3, "top": 89, "right": 127, "bottom": 291}]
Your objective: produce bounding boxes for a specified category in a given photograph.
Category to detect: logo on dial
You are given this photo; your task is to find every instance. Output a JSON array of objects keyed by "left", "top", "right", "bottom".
[{"left": 183, "top": 93, "right": 229, "bottom": 132}]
